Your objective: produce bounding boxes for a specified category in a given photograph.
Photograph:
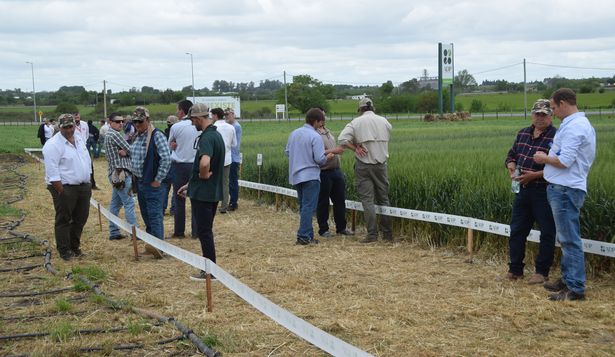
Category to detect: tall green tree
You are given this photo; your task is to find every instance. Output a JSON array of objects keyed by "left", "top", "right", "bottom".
[{"left": 278, "top": 75, "right": 331, "bottom": 113}]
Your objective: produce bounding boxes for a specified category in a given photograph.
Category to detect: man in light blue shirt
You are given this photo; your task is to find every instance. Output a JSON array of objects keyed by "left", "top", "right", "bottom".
[
  {"left": 285, "top": 108, "right": 336, "bottom": 245},
  {"left": 225, "top": 108, "right": 242, "bottom": 211},
  {"left": 534, "top": 88, "right": 596, "bottom": 301}
]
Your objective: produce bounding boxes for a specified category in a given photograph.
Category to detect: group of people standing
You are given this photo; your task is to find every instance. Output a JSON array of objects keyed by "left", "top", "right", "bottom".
[
  {"left": 41, "top": 88, "right": 597, "bottom": 300},
  {"left": 286, "top": 98, "right": 393, "bottom": 245},
  {"left": 42, "top": 100, "right": 242, "bottom": 280},
  {"left": 504, "top": 88, "right": 596, "bottom": 301}
]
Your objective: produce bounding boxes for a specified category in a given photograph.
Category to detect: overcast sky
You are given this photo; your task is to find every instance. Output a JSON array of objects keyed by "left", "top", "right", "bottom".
[{"left": 2, "top": 0, "right": 615, "bottom": 93}]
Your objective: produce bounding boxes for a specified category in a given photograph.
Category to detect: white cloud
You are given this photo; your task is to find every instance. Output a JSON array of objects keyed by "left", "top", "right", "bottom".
[{"left": 1, "top": 0, "right": 614, "bottom": 92}]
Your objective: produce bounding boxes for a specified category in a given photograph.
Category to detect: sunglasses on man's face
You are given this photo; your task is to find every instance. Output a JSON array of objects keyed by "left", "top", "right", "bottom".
[
  {"left": 132, "top": 119, "right": 145, "bottom": 124},
  {"left": 112, "top": 120, "right": 124, "bottom": 123}
]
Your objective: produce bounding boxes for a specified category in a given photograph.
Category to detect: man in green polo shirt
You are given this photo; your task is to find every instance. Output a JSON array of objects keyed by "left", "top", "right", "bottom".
[{"left": 178, "top": 103, "right": 225, "bottom": 280}]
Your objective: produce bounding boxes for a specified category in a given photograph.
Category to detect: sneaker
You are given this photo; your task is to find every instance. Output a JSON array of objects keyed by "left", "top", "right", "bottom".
[
  {"left": 219, "top": 208, "right": 227, "bottom": 214},
  {"left": 320, "top": 231, "right": 331, "bottom": 238},
  {"left": 544, "top": 278, "right": 567, "bottom": 292},
  {"left": 527, "top": 273, "right": 547, "bottom": 285},
  {"left": 190, "top": 270, "right": 216, "bottom": 281},
  {"left": 167, "top": 233, "right": 185, "bottom": 239},
  {"left": 360, "top": 237, "right": 378, "bottom": 243},
  {"left": 337, "top": 228, "right": 354, "bottom": 236},
  {"left": 296, "top": 238, "right": 310, "bottom": 245},
  {"left": 59, "top": 251, "right": 74, "bottom": 261},
  {"left": 109, "top": 234, "right": 126, "bottom": 240},
  {"left": 498, "top": 272, "right": 524, "bottom": 281},
  {"left": 548, "top": 287, "right": 585, "bottom": 301},
  {"left": 228, "top": 205, "right": 237, "bottom": 211},
  {"left": 144, "top": 244, "right": 163, "bottom": 259},
  {"left": 310, "top": 239, "right": 320, "bottom": 245}
]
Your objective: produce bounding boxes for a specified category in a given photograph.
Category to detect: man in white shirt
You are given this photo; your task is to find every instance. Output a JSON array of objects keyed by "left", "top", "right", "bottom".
[
  {"left": 73, "top": 111, "right": 99, "bottom": 190},
  {"left": 43, "top": 114, "right": 92, "bottom": 261},
  {"left": 212, "top": 108, "right": 236, "bottom": 213},
  {"left": 534, "top": 88, "right": 596, "bottom": 301},
  {"left": 168, "top": 99, "right": 199, "bottom": 237}
]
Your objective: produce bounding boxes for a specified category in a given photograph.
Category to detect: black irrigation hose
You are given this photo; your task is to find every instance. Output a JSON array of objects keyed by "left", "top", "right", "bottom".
[
  {"left": 0, "top": 286, "right": 74, "bottom": 297},
  {"left": 0, "top": 310, "right": 89, "bottom": 321},
  {"left": 0, "top": 264, "right": 40, "bottom": 272},
  {"left": 0, "top": 253, "right": 42, "bottom": 261},
  {"left": 0, "top": 325, "right": 129, "bottom": 341},
  {"left": 2, "top": 158, "right": 218, "bottom": 356},
  {"left": 77, "top": 335, "right": 185, "bottom": 352}
]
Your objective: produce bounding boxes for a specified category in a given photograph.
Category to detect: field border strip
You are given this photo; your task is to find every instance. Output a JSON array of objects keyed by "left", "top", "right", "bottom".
[
  {"left": 93, "top": 197, "right": 373, "bottom": 357},
  {"left": 239, "top": 180, "right": 615, "bottom": 258}
]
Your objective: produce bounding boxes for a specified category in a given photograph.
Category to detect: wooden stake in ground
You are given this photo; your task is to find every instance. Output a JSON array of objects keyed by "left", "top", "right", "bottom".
[
  {"left": 131, "top": 225, "right": 139, "bottom": 261},
  {"left": 97, "top": 203, "right": 102, "bottom": 231},
  {"left": 466, "top": 228, "right": 474, "bottom": 263},
  {"left": 205, "top": 273, "right": 213, "bottom": 312},
  {"left": 351, "top": 210, "right": 356, "bottom": 232}
]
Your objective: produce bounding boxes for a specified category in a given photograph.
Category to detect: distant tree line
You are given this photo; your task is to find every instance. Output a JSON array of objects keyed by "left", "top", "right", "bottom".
[{"left": 2, "top": 73, "right": 613, "bottom": 115}]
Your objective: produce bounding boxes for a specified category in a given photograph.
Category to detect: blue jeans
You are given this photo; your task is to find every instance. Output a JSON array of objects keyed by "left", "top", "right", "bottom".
[
  {"left": 137, "top": 179, "right": 167, "bottom": 240},
  {"left": 87, "top": 138, "right": 100, "bottom": 158},
  {"left": 229, "top": 162, "right": 240, "bottom": 208},
  {"left": 108, "top": 174, "right": 138, "bottom": 238},
  {"left": 508, "top": 184, "right": 556, "bottom": 276},
  {"left": 547, "top": 184, "right": 586, "bottom": 294},
  {"left": 295, "top": 180, "right": 320, "bottom": 242},
  {"left": 172, "top": 162, "right": 196, "bottom": 236}
]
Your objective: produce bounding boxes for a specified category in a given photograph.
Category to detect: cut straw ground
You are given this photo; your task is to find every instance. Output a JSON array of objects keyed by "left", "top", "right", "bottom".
[{"left": 11, "top": 158, "right": 615, "bottom": 356}]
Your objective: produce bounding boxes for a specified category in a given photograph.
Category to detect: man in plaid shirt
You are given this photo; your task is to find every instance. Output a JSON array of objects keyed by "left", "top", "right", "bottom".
[
  {"left": 502, "top": 99, "right": 557, "bottom": 284},
  {"left": 130, "top": 106, "right": 171, "bottom": 249},
  {"left": 104, "top": 112, "right": 137, "bottom": 240}
]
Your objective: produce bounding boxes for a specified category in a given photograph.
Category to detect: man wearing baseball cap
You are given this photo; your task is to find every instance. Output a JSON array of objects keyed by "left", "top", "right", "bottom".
[
  {"left": 130, "top": 106, "right": 171, "bottom": 256},
  {"left": 177, "top": 103, "right": 225, "bottom": 280},
  {"left": 502, "top": 99, "right": 557, "bottom": 284},
  {"left": 42, "top": 114, "right": 92, "bottom": 260},
  {"left": 338, "top": 98, "right": 393, "bottom": 243}
]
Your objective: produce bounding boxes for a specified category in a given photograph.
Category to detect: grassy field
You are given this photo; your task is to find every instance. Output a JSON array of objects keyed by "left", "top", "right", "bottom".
[
  {"left": 6, "top": 115, "right": 613, "bottom": 252},
  {"left": 3, "top": 91, "right": 615, "bottom": 121}
]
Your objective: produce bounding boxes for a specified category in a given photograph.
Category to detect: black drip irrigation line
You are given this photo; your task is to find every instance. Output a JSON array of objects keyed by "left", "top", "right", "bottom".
[
  {"left": 71, "top": 274, "right": 220, "bottom": 357},
  {"left": 2, "top": 157, "right": 219, "bottom": 356},
  {"left": 77, "top": 335, "right": 185, "bottom": 352},
  {"left": 0, "top": 264, "right": 41, "bottom": 273},
  {"left": 0, "top": 286, "right": 74, "bottom": 297},
  {"left": 0, "top": 325, "right": 130, "bottom": 341},
  {"left": 0, "top": 253, "right": 42, "bottom": 261},
  {"left": 0, "top": 310, "right": 89, "bottom": 321}
]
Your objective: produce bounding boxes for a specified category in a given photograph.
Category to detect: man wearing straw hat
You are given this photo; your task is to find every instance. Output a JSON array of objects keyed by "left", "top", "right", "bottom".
[
  {"left": 502, "top": 99, "right": 557, "bottom": 285},
  {"left": 43, "top": 114, "right": 92, "bottom": 261}
]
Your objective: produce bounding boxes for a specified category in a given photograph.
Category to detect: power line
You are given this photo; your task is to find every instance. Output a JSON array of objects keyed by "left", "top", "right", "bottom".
[
  {"left": 527, "top": 61, "right": 615, "bottom": 71},
  {"left": 472, "top": 62, "right": 523, "bottom": 76}
]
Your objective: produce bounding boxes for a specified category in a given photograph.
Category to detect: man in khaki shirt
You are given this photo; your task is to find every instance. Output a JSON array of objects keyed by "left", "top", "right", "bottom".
[{"left": 338, "top": 98, "right": 393, "bottom": 243}]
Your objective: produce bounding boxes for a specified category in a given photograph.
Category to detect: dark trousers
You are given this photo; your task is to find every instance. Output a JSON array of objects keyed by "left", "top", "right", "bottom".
[
  {"left": 47, "top": 183, "right": 92, "bottom": 255},
  {"left": 317, "top": 168, "right": 348, "bottom": 234},
  {"left": 229, "top": 162, "right": 240, "bottom": 208},
  {"left": 508, "top": 185, "right": 556, "bottom": 276},
  {"left": 191, "top": 199, "right": 218, "bottom": 263},
  {"left": 172, "top": 162, "right": 196, "bottom": 236}
]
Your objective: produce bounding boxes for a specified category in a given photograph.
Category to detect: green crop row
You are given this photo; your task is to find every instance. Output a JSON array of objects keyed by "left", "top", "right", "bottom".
[{"left": 238, "top": 116, "right": 615, "bottom": 269}]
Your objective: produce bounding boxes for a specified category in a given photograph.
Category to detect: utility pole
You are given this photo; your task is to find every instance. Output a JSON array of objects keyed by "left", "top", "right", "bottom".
[
  {"left": 523, "top": 58, "right": 527, "bottom": 120},
  {"left": 186, "top": 52, "right": 195, "bottom": 102},
  {"left": 284, "top": 71, "right": 289, "bottom": 121},
  {"left": 25, "top": 61, "right": 37, "bottom": 122},
  {"left": 103, "top": 80, "right": 107, "bottom": 119}
]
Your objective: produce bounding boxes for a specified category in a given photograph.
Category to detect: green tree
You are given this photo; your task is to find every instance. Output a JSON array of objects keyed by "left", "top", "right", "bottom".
[
  {"left": 454, "top": 69, "right": 477, "bottom": 92},
  {"left": 277, "top": 75, "right": 330, "bottom": 113},
  {"left": 55, "top": 102, "right": 79, "bottom": 115},
  {"left": 470, "top": 99, "right": 484, "bottom": 112}
]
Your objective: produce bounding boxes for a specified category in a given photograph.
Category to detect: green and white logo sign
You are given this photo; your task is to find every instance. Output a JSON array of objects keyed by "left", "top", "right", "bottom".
[{"left": 441, "top": 43, "right": 454, "bottom": 85}]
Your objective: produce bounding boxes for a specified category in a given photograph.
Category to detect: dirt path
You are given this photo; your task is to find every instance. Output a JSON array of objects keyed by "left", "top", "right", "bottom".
[{"left": 13, "top": 157, "right": 615, "bottom": 356}]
